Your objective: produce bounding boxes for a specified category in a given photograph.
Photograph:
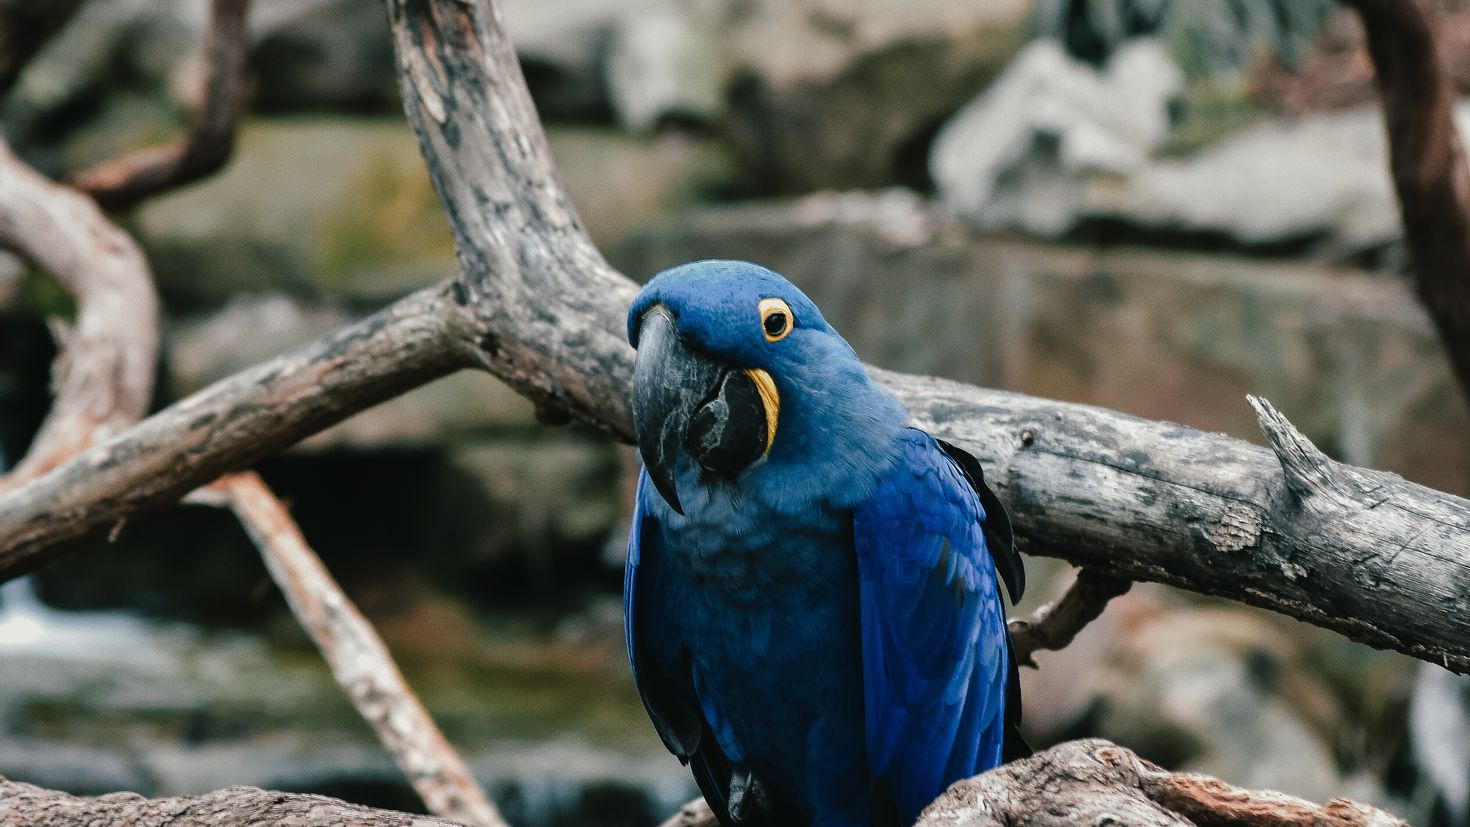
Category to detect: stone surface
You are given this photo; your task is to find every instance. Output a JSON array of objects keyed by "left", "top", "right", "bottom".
[
  {"left": 723, "top": 0, "right": 1031, "bottom": 192},
  {"left": 935, "top": 51, "right": 1470, "bottom": 255},
  {"left": 614, "top": 193, "right": 1470, "bottom": 496},
  {"left": 132, "top": 118, "right": 723, "bottom": 308},
  {"left": 1033, "top": 0, "right": 1335, "bottom": 80},
  {"left": 930, "top": 38, "right": 1182, "bottom": 235},
  {"left": 250, "top": 0, "right": 401, "bottom": 112}
]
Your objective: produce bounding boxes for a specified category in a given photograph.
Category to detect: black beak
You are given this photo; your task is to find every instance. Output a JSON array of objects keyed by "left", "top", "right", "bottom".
[{"left": 631, "top": 307, "right": 770, "bottom": 515}]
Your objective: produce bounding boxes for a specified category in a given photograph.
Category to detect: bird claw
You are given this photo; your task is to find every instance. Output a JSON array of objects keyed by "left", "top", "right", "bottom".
[{"left": 727, "top": 769, "right": 769, "bottom": 823}]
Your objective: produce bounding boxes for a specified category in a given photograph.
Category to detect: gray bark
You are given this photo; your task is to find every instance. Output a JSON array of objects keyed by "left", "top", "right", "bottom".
[{"left": 0, "top": 0, "right": 1465, "bottom": 681}]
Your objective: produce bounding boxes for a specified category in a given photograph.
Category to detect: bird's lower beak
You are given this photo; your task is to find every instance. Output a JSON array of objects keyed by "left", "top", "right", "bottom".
[{"left": 631, "top": 307, "right": 773, "bottom": 515}]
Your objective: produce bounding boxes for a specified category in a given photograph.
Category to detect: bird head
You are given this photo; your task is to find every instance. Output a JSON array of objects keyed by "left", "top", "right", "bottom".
[{"left": 627, "top": 259, "right": 903, "bottom": 514}]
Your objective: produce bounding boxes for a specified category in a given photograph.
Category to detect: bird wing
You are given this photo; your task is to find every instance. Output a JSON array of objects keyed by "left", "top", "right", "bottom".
[{"left": 853, "top": 429, "right": 1025, "bottom": 824}]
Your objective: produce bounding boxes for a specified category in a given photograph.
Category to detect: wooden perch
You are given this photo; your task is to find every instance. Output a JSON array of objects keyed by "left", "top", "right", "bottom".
[
  {"left": 0, "top": 739, "right": 1404, "bottom": 827},
  {"left": 192, "top": 472, "right": 505, "bottom": 827},
  {"left": 71, "top": 0, "right": 251, "bottom": 211},
  {"left": 916, "top": 739, "right": 1406, "bottom": 827},
  {"left": 1007, "top": 569, "right": 1132, "bottom": 668},
  {"left": 0, "top": 777, "right": 468, "bottom": 826},
  {"left": 0, "top": 0, "right": 1467, "bottom": 680},
  {"left": 0, "top": 141, "right": 159, "bottom": 490},
  {"left": 1340, "top": 0, "right": 1470, "bottom": 403}
]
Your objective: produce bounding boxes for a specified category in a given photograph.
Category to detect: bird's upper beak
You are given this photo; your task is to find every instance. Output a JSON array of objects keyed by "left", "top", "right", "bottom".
[{"left": 631, "top": 306, "right": 776, "bottom": 514}]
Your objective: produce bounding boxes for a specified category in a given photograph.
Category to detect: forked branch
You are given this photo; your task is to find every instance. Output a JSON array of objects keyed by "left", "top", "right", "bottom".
[
  {"left": 0, "top": 0, "right": 1468, "bottom": 685},
  {"left": 0, "top": 141, "right": 159, "bottom": 490}
]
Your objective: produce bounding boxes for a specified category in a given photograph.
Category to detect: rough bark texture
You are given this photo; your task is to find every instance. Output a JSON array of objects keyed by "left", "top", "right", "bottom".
[
  {"left": 0, "top": 778, "right": 467, "bottom": 826},
  {"left": 0, "top": 0, "right": 86, "bottom": 97},
  {"left": 1342, "top": 0, "right": 1470, "bottom": 404},
  {"left": 0, "top": 0, "right": 1468, "bottom": 684},
  {"left": 0, "top": 141, "right": 160, "bottom": 490},
  {"left": 71, "top": 0, "right": 251, "bottom": 211},
  {"left": 387, "top": 0, "right": 639, "bottom": 434},
  {"left": 1, "top": 739, "right": 1400, "bottom": 827},
  {"left": 1008, "top": 570, "right": 1132, "bottom": 668},
  {"left": 386, "top": 0, "right": 1470, "bottom": 671},
  {"left": 887, "top": 372, "right": 1470, "bottom": 673},
  {"left": 195, "top": 472, "right": 504, "bottom": 827},
  {"left": 0, "top": 284, "right": 469, "bottom": 577},
  {"left": 916, "top": 739, "right": 1406, "bottom": 827}
]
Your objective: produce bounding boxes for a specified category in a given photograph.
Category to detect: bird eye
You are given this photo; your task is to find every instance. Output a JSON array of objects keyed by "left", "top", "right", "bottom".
[{"left": 759, "top": 298, "right": 793, "bottom": 343}]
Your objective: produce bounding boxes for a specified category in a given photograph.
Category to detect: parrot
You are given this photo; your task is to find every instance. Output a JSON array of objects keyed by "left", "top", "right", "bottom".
[{"left": 623, "top": 260, "right": 1027, "bottom": 827}]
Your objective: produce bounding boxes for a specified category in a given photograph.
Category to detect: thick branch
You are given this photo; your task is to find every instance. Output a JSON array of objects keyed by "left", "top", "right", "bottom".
[
  {"left": 0, "top": 0, "right": 87, "bottom": 98},
  {"left": 0, "top": 777, "right": 467, "bottom": 826},
  {"left": 0, "top": 141, "right": 159, "bottom": 490},
  {"left": 71, "top": 0, "right": 251, "bottom": 211},
  {"left": 917, "top": 739, "right": 1405, "bottom": 827},
  {"left": 0, "top": 0, "right": 1468, "bottom": 681},
  {"left": 194, "top": 472, "right": 504, "bottom": 827},
  {"left": 1007, "top": 569, "right": 1132, "bottom": 668},
  {"left": 0, "top": 739, "right": 1400, "bottom": 827},
  {"left": 1341, "top": 0, "right": 1470, "bottom": 403},
  {"left": 0, "top": 283, "right": 471, "bottom": 578}
]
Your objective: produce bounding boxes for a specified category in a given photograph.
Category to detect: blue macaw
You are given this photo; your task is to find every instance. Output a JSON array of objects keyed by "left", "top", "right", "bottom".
[{"left": 624, "top": 260, "right": 1027, "bottom": 827}]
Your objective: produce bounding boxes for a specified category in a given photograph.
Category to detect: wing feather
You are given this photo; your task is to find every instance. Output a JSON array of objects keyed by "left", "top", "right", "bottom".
[{"left": 854, "top": 429, "right": 1025, "bottom": 824}]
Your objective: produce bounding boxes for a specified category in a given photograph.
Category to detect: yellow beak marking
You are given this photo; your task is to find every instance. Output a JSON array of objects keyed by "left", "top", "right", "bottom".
[{"left": 744, "top": 368, "right": 780, "bottom": 456}]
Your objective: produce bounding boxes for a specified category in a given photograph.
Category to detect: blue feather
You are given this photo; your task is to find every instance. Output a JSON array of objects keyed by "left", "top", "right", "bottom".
[{"left": 622, "top": 261, "right": 1023, "bottom": 827}]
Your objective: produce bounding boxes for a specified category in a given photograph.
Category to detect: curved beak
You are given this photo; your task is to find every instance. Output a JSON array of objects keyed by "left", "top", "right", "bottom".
[{"left": 631, "top": 307, "right": 774, "bottom": 515}]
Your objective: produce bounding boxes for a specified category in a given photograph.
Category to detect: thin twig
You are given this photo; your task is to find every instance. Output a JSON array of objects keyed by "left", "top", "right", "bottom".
[
  {"left": 193, "top": 471, "right": 506, "bottom": 827},
  {"left": 1007, "top": 569, "right": 1132, "bottom": 668},
  {"left": 0, "top": 140, "right": 159, "bottom": 491},
  {"left": 71, "top": 0, "right": 251, "bottom": 210}
]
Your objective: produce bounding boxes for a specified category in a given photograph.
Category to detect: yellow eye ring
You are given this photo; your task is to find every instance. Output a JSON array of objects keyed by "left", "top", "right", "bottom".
[{"left": 759, "top": 297, "right": 793, "bottom": 342}]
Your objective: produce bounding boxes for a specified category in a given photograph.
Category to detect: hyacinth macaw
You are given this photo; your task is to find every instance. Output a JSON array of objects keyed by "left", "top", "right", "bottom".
[{"left": 624, "top": 260, "right": 1027, "bottom": 827}]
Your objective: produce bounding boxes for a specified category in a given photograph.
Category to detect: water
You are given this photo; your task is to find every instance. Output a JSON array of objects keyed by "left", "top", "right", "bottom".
[{"left": 0, "top": 578, "right": 692, "bottom": 826}]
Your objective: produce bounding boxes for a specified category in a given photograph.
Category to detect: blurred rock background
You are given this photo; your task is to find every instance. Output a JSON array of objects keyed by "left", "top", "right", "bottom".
[{"left": 0, "top": 0, "right": 1467, "bottom": 824}]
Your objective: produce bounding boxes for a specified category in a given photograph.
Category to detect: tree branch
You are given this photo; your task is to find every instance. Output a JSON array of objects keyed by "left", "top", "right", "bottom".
[
  {"left": 191, "top": 472, "right": 505, "bottom": 827},
  {"left": 0, "top": 141, "right": 159, "bottom": 490},
  {"left": 0, "top": 739, "right": 1402, "bottom": 827},
  {"left": 0, "top": 283, "right": 470, "bottom": 577},
  {"left": 0, "top": 777, "right": 468, "bottom": 826},
  {"left": 1340, "top": 0, "right": 1470, "bottom": 404},
  {"left": 1007, "top": 570, "right": 1132, "bottom": 668},
  {"left": 0, "top": 0, "right": 1468, "bottom": 683},
  {"left": 917, "top": 739, "right": 1405, "bottom": 827},
  {"left": 70, "top": 0, "right": 251, "bottom": 211}
]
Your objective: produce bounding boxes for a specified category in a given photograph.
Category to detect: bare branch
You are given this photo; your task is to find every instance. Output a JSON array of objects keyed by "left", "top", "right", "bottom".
[
  {"left": 1, "top": 0, "right": 1469, "bottom": 682},
  {"left": 0, "top": 0, "right": 88, "bottom": 98},
  {"left": 0, "top": 776, "right": 468, "bottom": 826},
  {"left": 0, "top": 141, "right": 159, "bottom": 490},
  {"left": 70, "top": 0, "right": 251, "bottom": 211},
  {"left": 1007, "top": 570, "right": 1132, "bottom": 668},
  {"left": 1339, "top": 0, "right": 1470, "bottom": 403},
  {"left": 0, "top": 283, "right": 470, "bottom": 578},
  {"left": 0, "top": 739, "right": 1400, "bottom": 827},
  {"left": 918, "top": 739, "right": 1405, "bottom": 827},
  {"left": 193, "top": 472, "right": 505, "bottom": 827}
]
